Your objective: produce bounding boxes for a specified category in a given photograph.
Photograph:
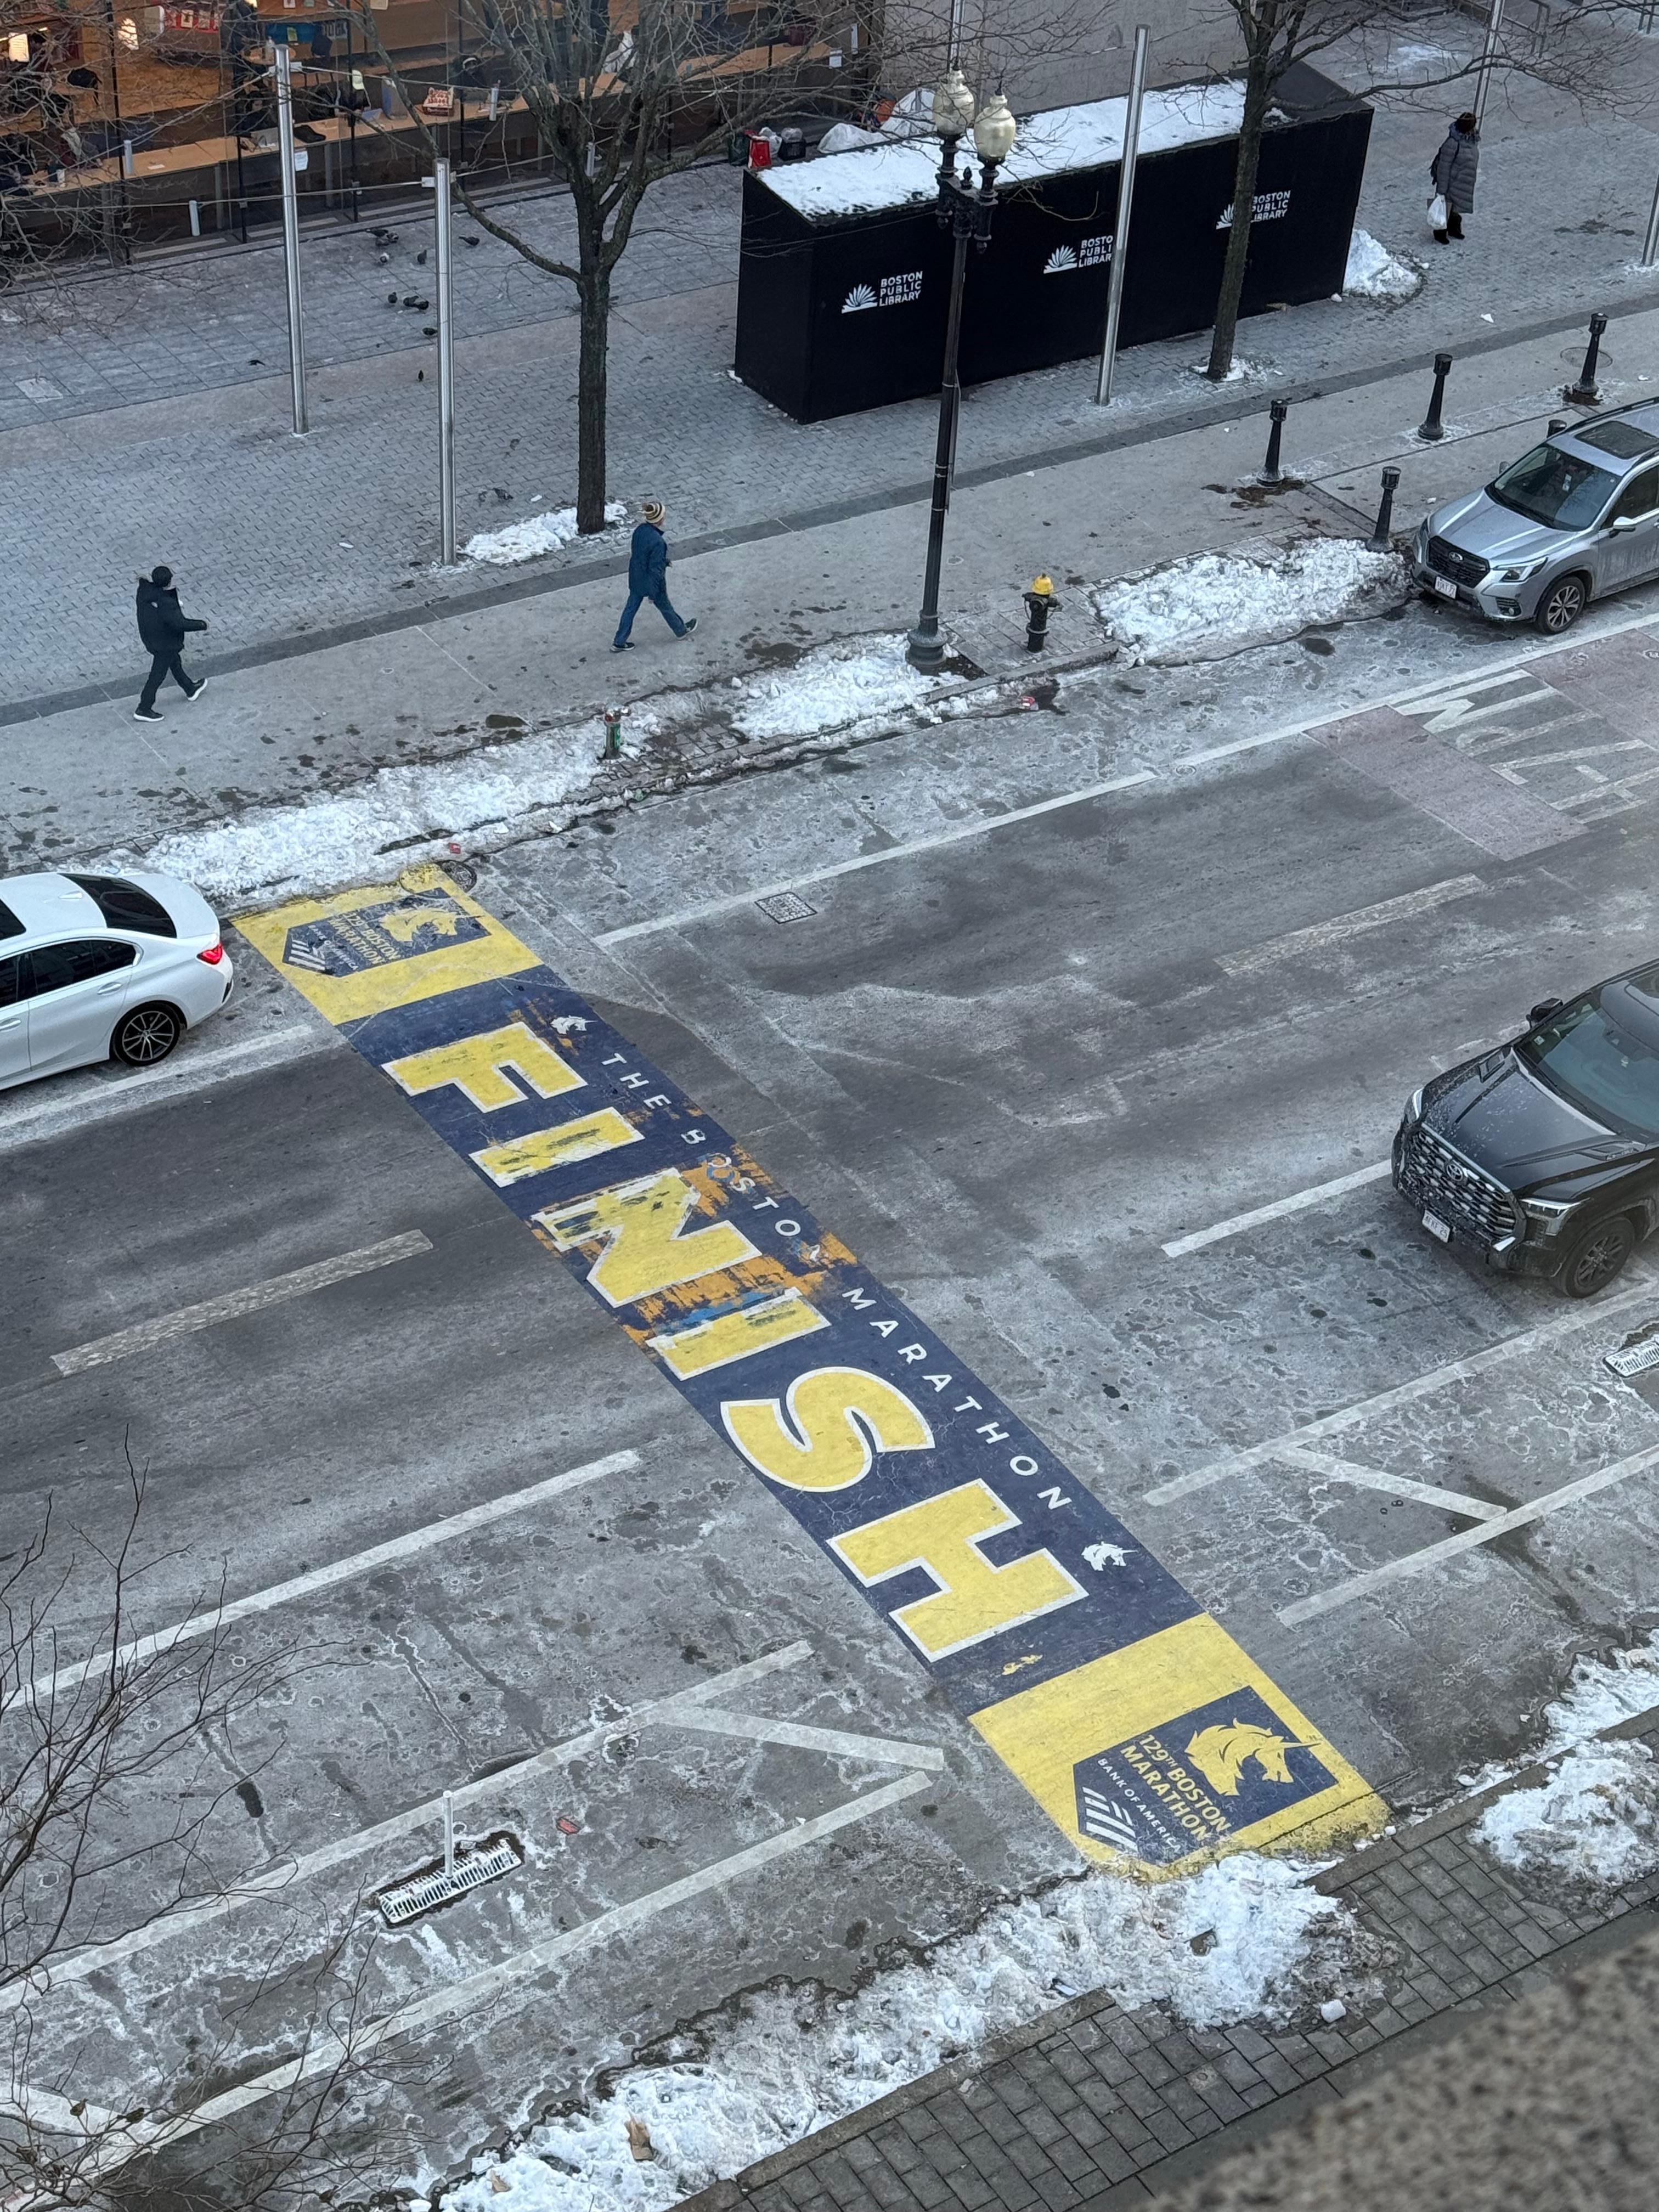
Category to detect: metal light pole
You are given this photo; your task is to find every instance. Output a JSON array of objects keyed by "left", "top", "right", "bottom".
[
  {"left": 1472, "top": 0, "right": 1504, "bottom": 131},
  {"left": 1642, "top": 169, "right": 1659, "bottom": 270},
  {"left": 906, "top": 76, "right": 1017, "bottom": 673},
  {"left": 1095, "top": 23, "right": 1148, "bottom": 406},
  {"left": 435, "top": 156, "right": 458, "bottom": 565},
  {"left": 274, "top": 42, "right": 308, "bottom": 433}
]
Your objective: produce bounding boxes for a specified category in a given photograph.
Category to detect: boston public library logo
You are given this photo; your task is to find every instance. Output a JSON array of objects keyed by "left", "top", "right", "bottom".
[
  {"left": 841, "top": 271, "right": 924, "bottom": 313},
  {"left": 1072, "top": 1686, "right": 1336, "bottom": 1865}
]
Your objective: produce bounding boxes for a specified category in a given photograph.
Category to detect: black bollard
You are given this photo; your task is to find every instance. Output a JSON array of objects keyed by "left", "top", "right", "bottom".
[
  {"left": 1566, "top": 312, "right": 1608, "bottom": 406},
  {"left": 1417, "top": 352, "right": 1452, "bottom": 442},
  {"left": 1368, "top": 466, "right": 1402, "bottom": 551},
  {"left": 1262, "top": 397, "right": 1289, "bottom": 483}
]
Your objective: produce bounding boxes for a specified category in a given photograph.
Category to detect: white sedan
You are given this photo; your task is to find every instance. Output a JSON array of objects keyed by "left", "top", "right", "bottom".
[{"left": 0, "top": 870, "right": 233, "bottom": 1091}]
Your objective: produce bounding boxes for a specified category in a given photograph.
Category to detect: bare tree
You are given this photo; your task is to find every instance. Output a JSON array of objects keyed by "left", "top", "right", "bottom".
[
  {"left": 1203, "top": 0, "right": 1637, "bottom": 381},
  {"left": 0, "top": 1462, "right": 400, "bottom": 2210}
]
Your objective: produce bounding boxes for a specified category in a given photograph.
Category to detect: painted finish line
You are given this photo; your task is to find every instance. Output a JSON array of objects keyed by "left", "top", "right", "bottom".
[{"left": 239, "top": 872, "right": 1382, "bottom": 1877}]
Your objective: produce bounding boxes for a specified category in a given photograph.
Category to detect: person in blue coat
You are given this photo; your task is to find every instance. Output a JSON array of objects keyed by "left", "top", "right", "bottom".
[{"left": 613, "top": 499, "right": 697, "bottom": 651}]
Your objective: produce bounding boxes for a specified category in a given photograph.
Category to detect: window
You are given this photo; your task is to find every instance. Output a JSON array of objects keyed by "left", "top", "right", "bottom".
[
  {"left": 64, "top": 873, "right": 177, "bottom": 938},
  {"left": 1577, "top": 419, "right": 1659, "bottom": 461},
  {"left": 0, "top": 954, "right": 21, "bottom": 1008},
  {"left": 1488, "top": 445, "right": 1618, "bottom": 531},
  {"left": 1609, "top": 467, "right": 1659, "bottom": 525},
  {"left": 1519, "top": 971, "right": 1659, "bottom": 1140},
  {"left": 27, "top": 940, "right": 138, "bottom": 995},
  {"left": 0, "top": 899, "right": 22, "bottom": 943}
]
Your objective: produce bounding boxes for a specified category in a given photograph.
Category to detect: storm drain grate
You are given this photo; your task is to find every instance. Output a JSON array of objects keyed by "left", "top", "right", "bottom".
[
  {"left": 1606, "top": 1334, "right": 1659, "bottom": 1380},
  {"left": 756, "top": 891, "right": 817, "bottom": 924},
  {"left": 377, "top": 1834, "right": 523, "bottom": 1926}
]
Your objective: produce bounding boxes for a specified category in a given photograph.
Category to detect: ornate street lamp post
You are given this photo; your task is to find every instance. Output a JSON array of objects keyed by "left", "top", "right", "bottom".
[{"left": 906, "top": 73, "right": 1018, "bottom": 673}]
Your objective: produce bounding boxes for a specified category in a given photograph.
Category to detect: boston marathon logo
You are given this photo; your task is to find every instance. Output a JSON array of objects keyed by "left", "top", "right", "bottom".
[
  {"left": 283, "top": 891, "right": 487, "bottom": 977},
  {"left": 1071, "top": 1686, "right": 1336, "bottom": 1865}
]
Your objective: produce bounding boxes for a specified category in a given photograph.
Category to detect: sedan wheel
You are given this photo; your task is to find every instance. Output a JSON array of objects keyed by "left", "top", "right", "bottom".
[
  {"left": 112, "top": 1002, "right": 183, "bottom": 1067},
  {"left": 1558, "top": 1215, "right": 1636, "bottom": 1300},
  {"left": 1534, "top": 574, "right": 1587, "bottom": 635}
]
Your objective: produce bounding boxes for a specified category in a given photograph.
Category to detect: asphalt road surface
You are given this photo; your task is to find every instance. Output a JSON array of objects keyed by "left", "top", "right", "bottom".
[{"left": 8, "top": 594, "right": 1659, "bottom": 2189}]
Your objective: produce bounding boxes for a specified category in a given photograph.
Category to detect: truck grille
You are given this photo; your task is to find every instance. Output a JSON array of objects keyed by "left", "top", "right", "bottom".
[
  {"left": 1426, "top": 537, "right": 1489, "bottom": 588},
  {"left": 1397, "top": 1124, "right": 1519, "bottom": 1245}
]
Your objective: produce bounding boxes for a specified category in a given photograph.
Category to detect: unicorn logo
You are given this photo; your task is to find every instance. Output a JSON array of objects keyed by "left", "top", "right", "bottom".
[
  {"left": 1184, "top": 1720, "right": 1300, "bottom": 1798},
  {"left": 841, "top": 283, "right": 877, "bottom": 313},
  {"left": 382, "top": 898, "right": 468, "bottom": 945}
]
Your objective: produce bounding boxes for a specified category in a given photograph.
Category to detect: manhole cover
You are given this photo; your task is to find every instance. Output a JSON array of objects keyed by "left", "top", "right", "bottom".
[
  {"left": 1605, "top": 1335, "right": 1659, "bottom": 1380},
  {"left": 757, "top": 891, "right": 817, "bottom": 923}
]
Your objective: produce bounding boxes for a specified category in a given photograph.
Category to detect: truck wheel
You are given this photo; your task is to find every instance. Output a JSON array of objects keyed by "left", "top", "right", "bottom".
[
  {"left": 1534, "top": 574, "right": 1587, "bottom": 635},
  {"left": 1557, "top": 1215, "right": 1635, "bottom": 1299}
]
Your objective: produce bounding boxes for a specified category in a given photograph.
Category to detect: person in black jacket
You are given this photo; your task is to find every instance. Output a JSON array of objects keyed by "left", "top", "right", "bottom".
[
  {"left": 1430, "top": 113, "right": 1480, "bottom": 244},
  {"left": 613, "top": 499, "right": 697, "bottom": 651},
  {"left": 134, "top": 565, "right": 208, "bottom": 721}
]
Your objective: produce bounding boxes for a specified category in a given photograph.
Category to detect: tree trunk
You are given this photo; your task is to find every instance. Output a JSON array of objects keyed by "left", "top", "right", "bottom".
[
  {"left": 575, "top": 262, "right": 611, "bottom": 534},
  {"left": 1205, "top": 56, "right": 1273, "bottom": 382}
]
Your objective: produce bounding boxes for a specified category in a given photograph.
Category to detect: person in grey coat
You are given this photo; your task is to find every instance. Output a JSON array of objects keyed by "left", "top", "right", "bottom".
[{"left": 1431, "top": 113, "right": 1479, "bottom": 244}]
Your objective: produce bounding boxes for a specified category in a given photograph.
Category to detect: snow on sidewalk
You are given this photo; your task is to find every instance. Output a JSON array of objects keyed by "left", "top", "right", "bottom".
[
  {"left": 117, "top": 635, "right": 964, "bottom": 908},
  {"left": 1470, "top": 1629, "right": 1659, "bottom": 1889},
  {"left": 464, "top": 502, "right": 628, "bottom": 566},
  {"left": 731, "top": 633, "right": 938, "bottom": 741},
  {"left": 413, "top": 1856, "right": 1366, "bottom": 2212},
  {"left": 1343, "top": 229, "right": 1423, "bottom": 304},
  {"left": 1094, "top": 538, "right": 1409, "bottom": 665}
]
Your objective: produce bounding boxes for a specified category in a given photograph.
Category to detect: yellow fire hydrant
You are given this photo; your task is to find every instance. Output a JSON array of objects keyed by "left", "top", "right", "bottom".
[{"left": 1023, "top": 574, "right": 1062, "bottom": 651}]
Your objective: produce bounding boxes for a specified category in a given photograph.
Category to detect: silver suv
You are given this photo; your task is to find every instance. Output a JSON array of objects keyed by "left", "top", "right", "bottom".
[{"left": 1414, "top": 402, "right": 1659, "bottom": 636}]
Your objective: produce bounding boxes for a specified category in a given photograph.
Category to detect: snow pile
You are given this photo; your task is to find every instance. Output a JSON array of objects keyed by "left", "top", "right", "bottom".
[
  {"left": 1187, "top": 354, "right": 1271, "bottom": 385},
  {"left": 464, "top": 502, "right": 627, "bottom": 566},
  {"left": 1474, "top": 1742, "right": 1659, "bottom": 1889},
  {"left": 1537, "top": 1629, "right": 1659, "bottom": 1745},
  {"left": 424, "top": 1857, "right": 1355, "bottom": 2212},
  {"left": 1343, "top": 229, "right": 1421, "bottom": 303},
  {"left": 1094, "top": 539, "right": 1409, "bottom": 664},
  {"left": 731, "top": 634, "right": 938, "bottom": 741},
  {"left": 128, "top": 721, "right": 604, "bottom": 906}
]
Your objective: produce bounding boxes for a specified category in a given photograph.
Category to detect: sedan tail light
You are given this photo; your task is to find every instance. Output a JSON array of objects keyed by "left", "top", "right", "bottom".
[{"left": 197, "top": 941, "right": 225, "bottom": 965}]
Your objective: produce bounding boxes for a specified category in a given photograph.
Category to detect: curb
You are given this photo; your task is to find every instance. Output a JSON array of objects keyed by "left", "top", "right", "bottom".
[{"left": 669, "top": 1687, "right": 1659, "bottom": 2211}]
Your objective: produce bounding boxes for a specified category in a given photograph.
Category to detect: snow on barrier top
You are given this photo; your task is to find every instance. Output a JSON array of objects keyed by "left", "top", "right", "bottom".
[{"left": 760, "top": 84, "right": 1249, "bottom": 222}]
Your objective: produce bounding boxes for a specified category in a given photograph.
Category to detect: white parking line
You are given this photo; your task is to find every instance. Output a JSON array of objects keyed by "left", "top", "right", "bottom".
[
  {"left": 594, "top": 771, "right": 1156, "bottom": 946},
  {"left": 13, "top": 1639, "right": 831, "bottom": 2000},
  {"left": 1147, "top": 1273, "right": 1657, "bottom": 1503},
  {"left": 0, "top": 1022, "right": 336, "bottom": 1154},
  {"left": 31, "top": 1447, "right": 639, "bottom": 1703},
  {"left": 1278, "top": 1440, "right": 1659, "bottom": 1626},
  {"left": 84, "top": 1768, "right": 934, "bottom": 2177},
  {"left": 52, "top": 1231, "right": 433, "bottom": 1376},
  {"left": 1277, "top": 1445, "right": 1506, "bottom": 1522},
  {"left": 1216, "top": 876, "right": 1487, "bottom": 977},
  {"left": 1160, "top": 1161, "right": 1392, "bottom": 1259}
]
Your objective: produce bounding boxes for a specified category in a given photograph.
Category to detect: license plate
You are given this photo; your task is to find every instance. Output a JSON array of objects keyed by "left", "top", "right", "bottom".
[
  {"left": 1423, "top": 1210, "right": 1452, "bottom": 1243},
  {"left": 1431, "top": 575, "right": 1458, "bottom": 599}
]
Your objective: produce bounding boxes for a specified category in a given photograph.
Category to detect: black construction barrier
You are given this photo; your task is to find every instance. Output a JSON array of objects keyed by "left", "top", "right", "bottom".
[{"left": 735, "top": 63, "right": 1371, "bottom": 424}]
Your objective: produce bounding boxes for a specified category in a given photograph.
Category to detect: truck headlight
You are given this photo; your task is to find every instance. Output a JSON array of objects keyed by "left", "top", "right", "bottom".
[
  {"left": 1402, "top": 1086, "right": 1425, "bottom": 1128},
  {"left": 1521, "top": 1197, "right": 1580, "bottom": 1233}
]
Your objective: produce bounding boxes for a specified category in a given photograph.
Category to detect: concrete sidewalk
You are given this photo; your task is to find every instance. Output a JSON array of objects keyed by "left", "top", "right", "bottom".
[
  {"left": 9, "top": 297, "right": 1659, "bottom": 890},
  {"left": 6, "top": 10, "right": 1659, "bottom": 695}
]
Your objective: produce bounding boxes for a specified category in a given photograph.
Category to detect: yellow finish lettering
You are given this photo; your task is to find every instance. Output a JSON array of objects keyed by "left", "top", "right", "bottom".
[
  {"left": 833, "top": 1481, "right": 1082, "bottom": 1658},
  {"left": 472, "top": 1108, "right": 640, "bottom": 1188},
  {"left": 650, "top": 1291, "right": 830, "bottom": 1380},
  {"left": 722, "top": 1365, "right": 931, "bottom": 1492},
  {"left": 538, "top": 1169, "right": 758, "bottom": 1307},
  {"left": 384, "top": 1020, "right": 582, "bottom": 1112}
]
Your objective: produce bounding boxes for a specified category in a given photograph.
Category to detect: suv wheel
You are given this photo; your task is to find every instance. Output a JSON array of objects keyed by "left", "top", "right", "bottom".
[
  {"left": 1534, "top": 573, "right": 1588, "bottom": 635},
  {"left": 1557, "top": 1215, "right": 1636, "bottom": 1299},
  {"left": 111, "top": 1002, "right": 183, "bottom": 1066}
]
